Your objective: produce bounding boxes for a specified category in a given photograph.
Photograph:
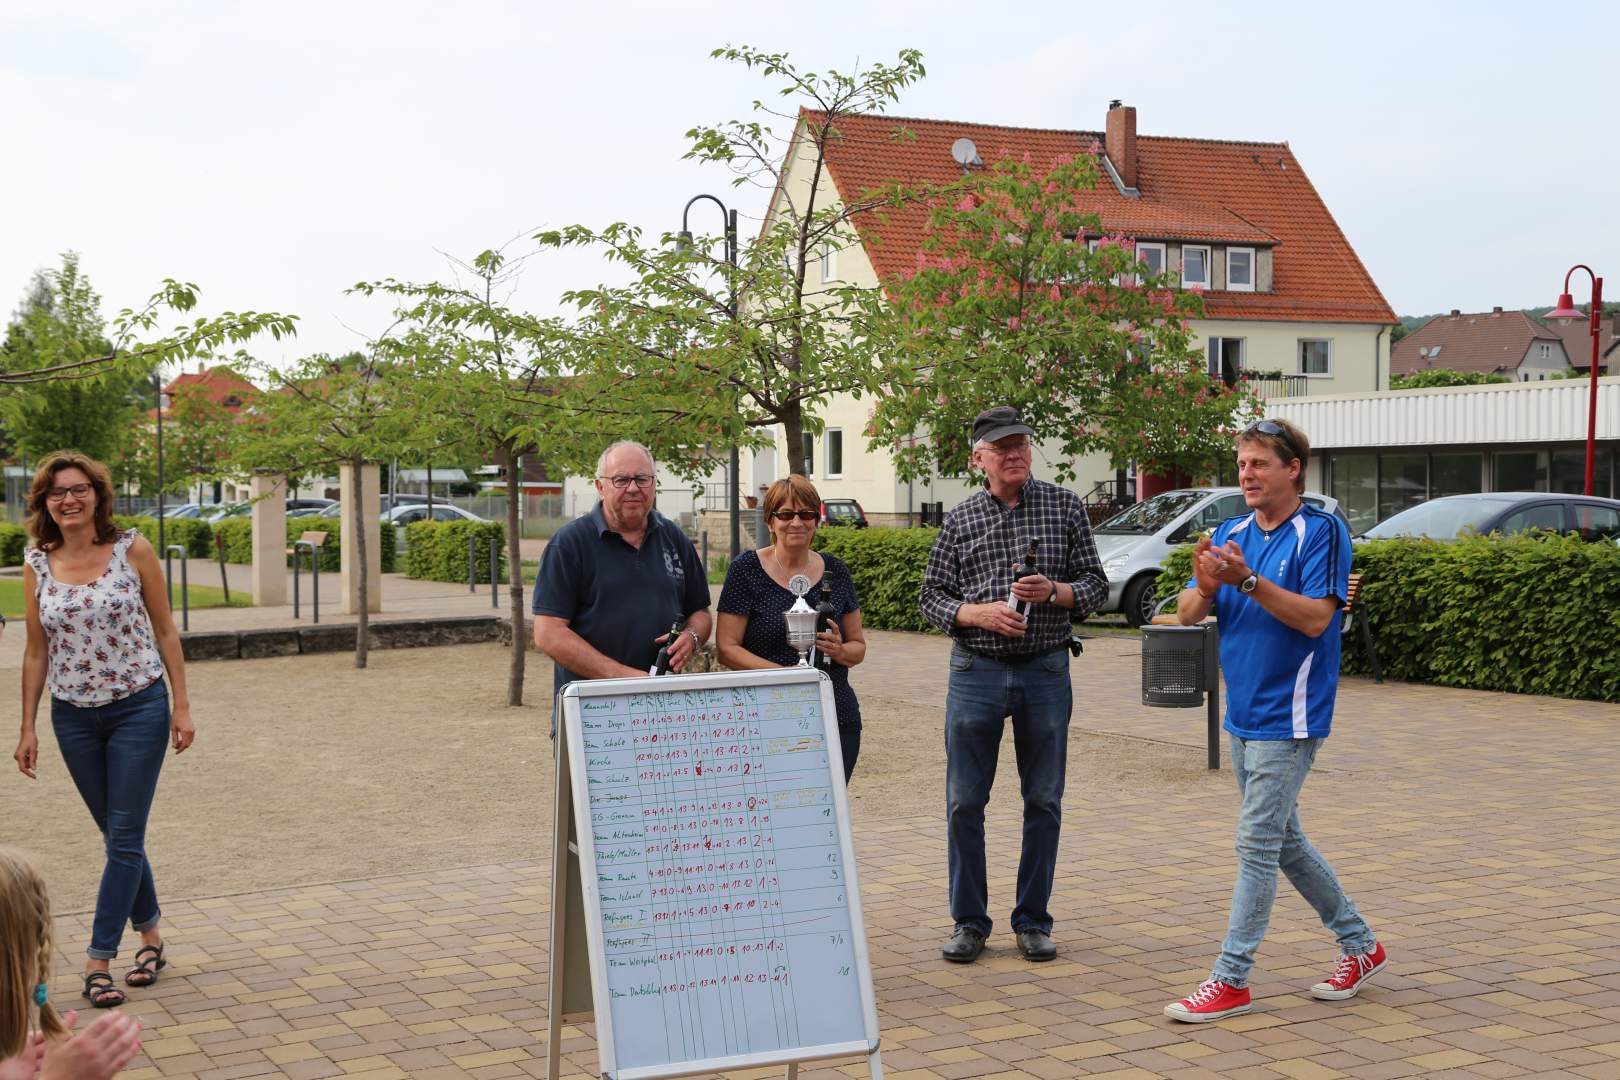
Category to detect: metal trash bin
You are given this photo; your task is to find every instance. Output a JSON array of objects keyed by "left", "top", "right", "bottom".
[
  {"left": 1140, "top": 622, "right": 1222, "bottom": 769},
  {"left": 1141, "top": 624, "right": 1206, "bottom": 707}
]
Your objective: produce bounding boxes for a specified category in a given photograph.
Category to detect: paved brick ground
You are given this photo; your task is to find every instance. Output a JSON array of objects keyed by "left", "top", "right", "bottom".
[{"left": 47, "top": 629, "right": 1620, "bottom": 1079}]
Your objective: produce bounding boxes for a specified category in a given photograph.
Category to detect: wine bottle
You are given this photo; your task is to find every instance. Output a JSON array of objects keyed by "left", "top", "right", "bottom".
[
  {"left": 1006, "top": 537, "right": 1040, "bottom": 616},
  {"left": 813, "top": 600, "right": 840, "bottom": 668},
  {"left": 650, "top": 620, "right": 683, "bottom": 675}
]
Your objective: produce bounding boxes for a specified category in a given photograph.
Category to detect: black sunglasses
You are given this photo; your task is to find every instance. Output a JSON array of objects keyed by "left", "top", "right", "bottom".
[
  {"left": 1242, "top": 420, "right": 1302, "bottom": 464},
  {"left": 769, "top": 510, "right": 819, "bottom": 522}
]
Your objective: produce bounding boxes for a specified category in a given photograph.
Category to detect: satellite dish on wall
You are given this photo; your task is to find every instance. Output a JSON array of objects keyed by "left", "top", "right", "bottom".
[{"left": 950, "top": 137, "right": 982, "bottom": 168}]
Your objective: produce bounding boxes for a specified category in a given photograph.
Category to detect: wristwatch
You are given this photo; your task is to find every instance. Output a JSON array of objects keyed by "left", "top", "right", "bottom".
[
  {"left": 1046, "top": 584, "right": 1059, "bottom": 604},
  {"left": 684, "top": 628, "right": 701, "bottom": 649},
  {"left": 1239, "top": 573, "right": 1259, "bottom": 594}
]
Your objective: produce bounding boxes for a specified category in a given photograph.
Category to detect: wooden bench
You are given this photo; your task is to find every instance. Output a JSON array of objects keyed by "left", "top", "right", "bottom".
[
  {"left": 286, "top": 530, "right": 328, "bottom": 559},
  {"left": 1151, "top": 573, "right": 1383, "bottom": 684}
]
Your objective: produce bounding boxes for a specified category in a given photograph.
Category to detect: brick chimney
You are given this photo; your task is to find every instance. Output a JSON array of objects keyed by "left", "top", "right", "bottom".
[{"left": 1106, "top": 101, "right": 1138, "bottom": 189}]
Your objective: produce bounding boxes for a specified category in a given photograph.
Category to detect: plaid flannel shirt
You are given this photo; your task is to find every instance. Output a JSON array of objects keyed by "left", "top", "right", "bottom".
[{"left": 919, "top": 477, "right": 1108, "bottom": 658}]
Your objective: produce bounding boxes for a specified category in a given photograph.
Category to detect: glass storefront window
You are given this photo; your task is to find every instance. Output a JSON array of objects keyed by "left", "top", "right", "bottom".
[
  {"left": 1551, "top": 448, "right": 1615, "bottom": 497},
  {"left": 1329, "top": 454, "right": 1377, "bottom": 535},
  {"left": 1430, "top": 453, "right": 1483, "bottom": 498},
  {"left": 1378, "top": 454, "right": 1427, "bottom": 522},
  {"left": 1494, "top": 451, "right": 1545, "bottom": 492}
]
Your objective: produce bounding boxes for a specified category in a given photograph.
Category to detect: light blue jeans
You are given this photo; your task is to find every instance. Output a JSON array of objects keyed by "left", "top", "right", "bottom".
[{"left": 1212, "top": 735, "right": 1375, "bottom": 988}]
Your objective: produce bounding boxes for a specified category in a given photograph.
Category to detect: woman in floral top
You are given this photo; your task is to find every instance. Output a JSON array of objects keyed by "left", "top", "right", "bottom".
[{"left": 11, "top": 452, "right": 196, "bottom": 1010}]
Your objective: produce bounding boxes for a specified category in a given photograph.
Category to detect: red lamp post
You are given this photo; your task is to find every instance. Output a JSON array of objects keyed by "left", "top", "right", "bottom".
[{"left": 1547, "top": 265, "right": 1604, "bottom": 495}]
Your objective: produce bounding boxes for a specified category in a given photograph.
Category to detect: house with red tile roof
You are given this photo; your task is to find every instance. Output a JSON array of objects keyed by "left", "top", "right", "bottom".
[
  {"left": 743, "top": 101, "right": 1397, "bottom": 520},
  {"left": 1543, "top": 310, "right": 1617, "bottom": 376},
  {"left": 1392, "top": 308, "right": 1571, "bottom": 381}
]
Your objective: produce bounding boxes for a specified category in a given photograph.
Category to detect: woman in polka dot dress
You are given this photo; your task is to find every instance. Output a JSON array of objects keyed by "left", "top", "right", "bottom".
[{"left": 716, "top": 475, "right": 867, "bottom": 780}]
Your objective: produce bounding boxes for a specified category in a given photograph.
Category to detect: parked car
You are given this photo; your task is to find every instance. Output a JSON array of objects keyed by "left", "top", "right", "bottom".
[
  {"left": 379, "top": 493, "right": 430, "bottom": 515},
  {"left": 160, "top": 502, "right": 204, "bottom": 519},
  {"left": 1357, "top": 492, "right": 1620, "bottom": 543},
  {"left": 385, "top": 503, "right": 487, "bottom": 526},
  {"left": 1093, "top": 487, "right": 1343, "bottom": 627},
  {"left": 287, "top": 497, "right": 337, "bottom": 514},
  {"left": 819, "top": 498, "right": 868, "bottom": 528}
]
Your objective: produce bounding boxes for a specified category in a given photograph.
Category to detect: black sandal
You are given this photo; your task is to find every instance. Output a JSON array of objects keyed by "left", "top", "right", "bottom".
[
  {"left": 82, "top": 970, "right": 126, "bottom": 1008},
  {"left": 125, "top": 944, "right": 166, "bottom": 987}
]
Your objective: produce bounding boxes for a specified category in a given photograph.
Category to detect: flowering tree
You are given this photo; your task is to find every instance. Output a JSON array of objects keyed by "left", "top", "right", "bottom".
[{"left": 868, "top": 152, "right": 1260, "bottom": 485}]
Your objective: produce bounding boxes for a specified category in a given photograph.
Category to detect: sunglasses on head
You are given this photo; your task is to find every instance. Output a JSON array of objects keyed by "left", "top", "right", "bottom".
[
  {"left": 769, "top": 510, "right": 818, "bottom": 522},
  {"left": 1242, "top": 420, "right": 1301, "bottom": 464}
]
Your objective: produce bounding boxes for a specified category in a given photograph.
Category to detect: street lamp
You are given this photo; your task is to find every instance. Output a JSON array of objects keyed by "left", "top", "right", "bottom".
[
  {"left": 1546, "top": 265, "right": 1605, "bottom": 495},
  {"left": 676, "top": 194, "right": 741, "bottom": 558}
]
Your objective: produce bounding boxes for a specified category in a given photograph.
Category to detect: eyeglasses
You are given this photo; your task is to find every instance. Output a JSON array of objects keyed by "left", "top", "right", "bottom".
[
  {"left": 980, "top": 439, "right": 1031, "bottom": 457},
  {"left": 598, "top": 474, "right": 655, "bottom": 490},
  {"left": 46, "top": 484, "right": 94, "bottom": 502},
  {"left": 769, "top": 510, "right": 818, "bottom": 522},
  {"left": 1241, "top": 420, "right": 1301, "bottom": 464}
]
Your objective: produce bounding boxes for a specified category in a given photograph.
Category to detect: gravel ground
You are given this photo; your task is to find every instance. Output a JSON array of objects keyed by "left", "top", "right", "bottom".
[{"left": 1, "top": 642, "right": 1222, "bottom": 918}]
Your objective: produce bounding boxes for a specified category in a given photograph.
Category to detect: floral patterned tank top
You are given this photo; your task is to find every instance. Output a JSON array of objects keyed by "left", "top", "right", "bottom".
[{"left": 27, "top": 530, "right": 166, "bottom": 706}]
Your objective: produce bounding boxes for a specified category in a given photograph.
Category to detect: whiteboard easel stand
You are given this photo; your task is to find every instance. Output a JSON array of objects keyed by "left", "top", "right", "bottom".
[{"left": 546, "top": 669, "right": 884, "bottom": 1080}]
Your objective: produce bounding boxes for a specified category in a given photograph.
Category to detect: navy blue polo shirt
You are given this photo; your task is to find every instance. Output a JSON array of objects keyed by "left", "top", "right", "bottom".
[{"left": 532, "top": 503, "right": 710, "bottom": 694}]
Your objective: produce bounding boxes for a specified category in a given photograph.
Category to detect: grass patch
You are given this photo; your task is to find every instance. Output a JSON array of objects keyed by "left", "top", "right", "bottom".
[{"left": 0, "top": 578, "right": 251, "bottom": 620}]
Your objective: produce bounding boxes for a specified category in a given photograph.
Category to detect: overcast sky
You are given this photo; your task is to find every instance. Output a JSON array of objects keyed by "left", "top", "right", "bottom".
[{"left": 2, "top": 1, "right": 1615, "bottom": 364}]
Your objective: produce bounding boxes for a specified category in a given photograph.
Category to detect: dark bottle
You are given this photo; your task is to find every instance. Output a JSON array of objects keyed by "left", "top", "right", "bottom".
[
  {"left": 1006, "top": 537, "right": 1040, "bottom": 616},
  {"left": 814, "top": 601, "right": 841, "bottom": 668},
  {"left": 650, "top": 620, "right": 683, "bottom": 675}
]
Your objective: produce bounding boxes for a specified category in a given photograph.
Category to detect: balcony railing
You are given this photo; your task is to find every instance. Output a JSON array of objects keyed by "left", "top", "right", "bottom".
[{"left": 1242, "top": 373, "right": 1310, "bottom": 399}]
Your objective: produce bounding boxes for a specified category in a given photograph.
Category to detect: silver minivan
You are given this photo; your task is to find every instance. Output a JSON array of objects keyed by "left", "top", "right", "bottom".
[{"left": 1093, "top": 487, "right": 1342, "bottom": 626}]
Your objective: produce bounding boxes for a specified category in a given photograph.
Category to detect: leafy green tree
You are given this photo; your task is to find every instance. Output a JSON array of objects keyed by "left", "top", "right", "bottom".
[
  {"left": 0, "top": 254, "right": 154, "bottom": 467},
  {"left": 540, "top": 45, "right": 930, "bottom": 475},
  {"left": 231, "top": 352, "right": 421, "bottom": 668},
  {"left": 868, "top": 154, "right": 1261, "bottom": 483},
  {"left": 358, "top": 246, "right": 578, "bottom": 705}
]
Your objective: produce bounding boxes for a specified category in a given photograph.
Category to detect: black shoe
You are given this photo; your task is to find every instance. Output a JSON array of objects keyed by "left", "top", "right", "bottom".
[
  {"left": 941, "top": 926, "right": 986, "bottom": 963},
  {"left": 1015, "top": 929, "right": 1057, "bottom": 962}
]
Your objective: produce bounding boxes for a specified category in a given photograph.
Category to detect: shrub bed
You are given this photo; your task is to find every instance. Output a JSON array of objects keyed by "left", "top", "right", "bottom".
[
  {"left": 210, "top": 515, "right": 397, "bottom": 573},
  {"left": 403, "top": 520, "right": 506, "bottom": 583},
  {"left": 813, "top": 527, "right": 940, "bottom": 632},
  {"left": 114, "top": 515, "right": 214, "bottom": 559}
]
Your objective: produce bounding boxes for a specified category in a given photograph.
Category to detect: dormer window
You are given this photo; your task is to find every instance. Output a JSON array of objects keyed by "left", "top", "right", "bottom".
[
  {"left": 1226, "top": 247, "right": 1255, "bottom": 292},
  {"left": 1181, "top": 245, "right": 1211, "bottom": 289},
  {"left": 1137, "top": 242, "right": 1166, "bottom": 278}
]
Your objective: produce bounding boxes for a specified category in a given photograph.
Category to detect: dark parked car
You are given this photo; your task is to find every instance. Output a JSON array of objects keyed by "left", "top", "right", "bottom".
[
  {"left": 1358, "top": 492, "right": 1620, "bottom": 542},
  {"left": 819, "top": 498, "right": 868, "bottom": 528}
]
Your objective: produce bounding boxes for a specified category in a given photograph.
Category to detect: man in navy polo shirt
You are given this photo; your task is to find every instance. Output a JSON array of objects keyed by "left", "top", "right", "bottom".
[
  {"left": 532, "top": 441, "right": 711, "bottom": 703},
  {"left": 1164, "top": 418, "right": 1385, "bottom": 1023}
]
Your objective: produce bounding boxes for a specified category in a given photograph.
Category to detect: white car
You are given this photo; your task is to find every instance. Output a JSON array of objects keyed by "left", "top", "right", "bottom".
[{"left": 384, "top": 503, "right": 487, "bottom": 526}]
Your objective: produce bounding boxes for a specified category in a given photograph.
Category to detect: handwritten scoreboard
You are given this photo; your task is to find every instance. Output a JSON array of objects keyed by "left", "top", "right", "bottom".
[{"left": 560, "top": 667, "right": 881, "bottom": 1080}]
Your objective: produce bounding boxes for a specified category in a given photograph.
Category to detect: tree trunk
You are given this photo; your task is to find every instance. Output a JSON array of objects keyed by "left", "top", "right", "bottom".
[
  {"left": 352, "top": 458, "right": 370, "bottom": 669},
  {"left": 781, "top": 406, "right": 809, "bottom": 477},
  {"left": 502, "top": 441, "right": 526, "bottom": 706}
]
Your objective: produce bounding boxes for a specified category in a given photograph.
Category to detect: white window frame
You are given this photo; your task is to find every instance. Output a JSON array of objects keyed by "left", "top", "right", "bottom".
[
  {"left": 1539, "top": 342, "right": 1552, "bottom": 359},
  {"left": 1136, "top": 242, "right": 1167, "bottom": 280},
  {"left": 821, "top": 240, "right": 839, "bottom": 283},
  {"left": 1226, "top": 247, "right": 1255, "bottom": 292},
  {"left": 824, "top": 428, "right": 843, "bottom": 478},
  {"left": 1298, "top": 338, "right": 1334, "bottom": 378},
  {"left": 1087, "top": 238, "right": 1123, "bottom": 285},
  {"left": 1181, "top": 245, "right": 1211, "bottom": 288}
]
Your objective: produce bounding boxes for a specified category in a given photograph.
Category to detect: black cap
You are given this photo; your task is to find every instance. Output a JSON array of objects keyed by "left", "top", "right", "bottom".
[{"left": 971, "top": 406, "right": 1033, "bottom": 446}]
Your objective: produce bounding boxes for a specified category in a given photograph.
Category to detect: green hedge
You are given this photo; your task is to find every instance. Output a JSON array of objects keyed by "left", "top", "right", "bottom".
[
  {"left": 0, "top": 523, "right": 26, "bottom": 566},
  {"left": 1156, "top": 533, "right": 1620, "bottom": 702},
  {"left": 114, "top": 515, "right": 214, "bottom": 559},
  {"left": 403, "top": 519, "right": 506, "bottom": 582},
  {"left": 813, "top": 527, "right": 940, "bottom": 632},
  {"left": 209, "top": 515, "right": 396, "bottom": 573}
]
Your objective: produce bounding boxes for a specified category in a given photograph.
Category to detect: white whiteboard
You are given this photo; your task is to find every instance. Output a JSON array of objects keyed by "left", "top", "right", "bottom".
[{"left": 562, "top": 667, "right": 880, "bottom": 1080}]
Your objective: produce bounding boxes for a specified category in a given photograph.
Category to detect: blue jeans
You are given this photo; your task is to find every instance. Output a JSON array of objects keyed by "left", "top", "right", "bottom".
[
  {"left": 945, "top": 645, "right": 1071, "bottom": 937},
  {"left": 1212, "top": 735, "right": 1376, "bottom": 987},
  {"left": 52, "top": 678, "right": 170, "bottom": 960}
]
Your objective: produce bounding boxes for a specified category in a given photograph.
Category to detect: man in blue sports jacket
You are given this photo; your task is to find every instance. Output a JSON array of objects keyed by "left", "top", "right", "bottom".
[{"left": 1164, "top": 419, "right": 1386, "bottom": 1023}]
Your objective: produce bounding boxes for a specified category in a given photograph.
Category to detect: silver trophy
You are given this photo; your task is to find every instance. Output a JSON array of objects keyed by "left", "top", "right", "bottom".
[{"left": 783, "top": 574, "right": 818, "bottom": 667}]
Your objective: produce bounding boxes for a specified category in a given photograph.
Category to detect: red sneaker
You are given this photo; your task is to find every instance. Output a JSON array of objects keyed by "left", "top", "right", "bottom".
[
  {"left": 1310, "top": 942, "right": 1387, "bottom": 1000},
  {"left": 1163, "top": 979, "right": 1252, "bottom": 1023}
]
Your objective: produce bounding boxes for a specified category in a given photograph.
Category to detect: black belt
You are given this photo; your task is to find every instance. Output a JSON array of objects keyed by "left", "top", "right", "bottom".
[{"left": 954, "top": 643, "right": 1067, "bottom": 664}]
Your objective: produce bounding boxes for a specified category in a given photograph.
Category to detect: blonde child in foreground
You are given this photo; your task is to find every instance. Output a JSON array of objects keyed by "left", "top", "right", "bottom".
[{"left": 0, "top": 847, "right": 142, "bottom": 1080}]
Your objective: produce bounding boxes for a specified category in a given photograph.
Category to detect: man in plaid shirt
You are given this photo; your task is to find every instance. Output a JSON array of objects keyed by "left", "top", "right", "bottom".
[{"left": 920, "top": 406, "right": 1108, "bottom": 963}]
